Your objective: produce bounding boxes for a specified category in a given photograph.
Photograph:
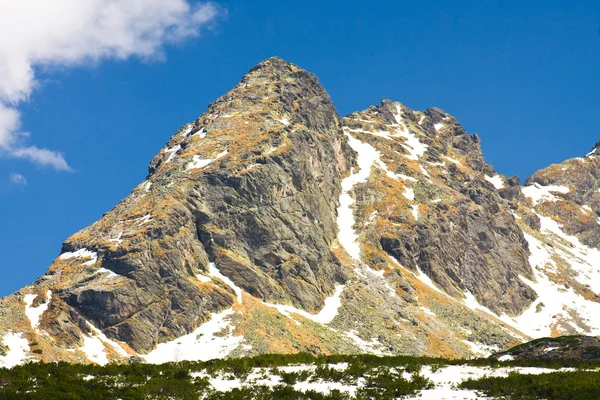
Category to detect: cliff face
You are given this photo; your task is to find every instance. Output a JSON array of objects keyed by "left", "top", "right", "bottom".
[{"left": 0, "top": 57, "right": 599, "bottom": 366}]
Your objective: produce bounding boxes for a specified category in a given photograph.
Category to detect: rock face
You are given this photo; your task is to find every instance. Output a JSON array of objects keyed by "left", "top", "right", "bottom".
[
  {"left": 493, "top": 335, "right": 600, "bottom": 361},
  {"left": 1, "top": 57, "right": 600, "bottom": 366}
]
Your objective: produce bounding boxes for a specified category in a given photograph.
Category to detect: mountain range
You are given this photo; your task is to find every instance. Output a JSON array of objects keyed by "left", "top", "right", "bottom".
[{"left": 1, "top": 57, "right": 599, "bottom": 367}]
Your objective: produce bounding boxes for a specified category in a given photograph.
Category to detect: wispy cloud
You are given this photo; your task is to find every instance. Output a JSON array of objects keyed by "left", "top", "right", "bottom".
[
  {"left": 0, "top": 0, "right": 223, "bottom": 170},
  {"left": 9, "top": 173, "right": 27, "bottom": 186}
]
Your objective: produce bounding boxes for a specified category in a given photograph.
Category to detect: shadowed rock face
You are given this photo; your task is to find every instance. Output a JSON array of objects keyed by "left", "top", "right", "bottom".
[{"left": 1, "top": 57, "right": 599, "bottom": 365}]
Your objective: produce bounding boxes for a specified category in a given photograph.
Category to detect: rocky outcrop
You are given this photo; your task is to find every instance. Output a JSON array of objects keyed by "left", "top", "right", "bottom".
[
  {"left": 0, "top": 57, "right": 599, "bottom": 366},
  {"left": 342, "top": 101, "right": 536, "bottom": 315},
  {"left": 492, "top": 335, "right": 600, "bottom": 361}
]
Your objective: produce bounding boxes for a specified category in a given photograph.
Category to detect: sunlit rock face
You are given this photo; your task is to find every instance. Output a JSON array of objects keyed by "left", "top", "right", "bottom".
[{"left": 1, "top": 57, "right": 599, "bottom": 366}]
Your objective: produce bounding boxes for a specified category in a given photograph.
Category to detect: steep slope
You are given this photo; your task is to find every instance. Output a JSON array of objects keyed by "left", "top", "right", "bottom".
[{"left": 0, "top": 57, "right": 599, "bottom": 366}]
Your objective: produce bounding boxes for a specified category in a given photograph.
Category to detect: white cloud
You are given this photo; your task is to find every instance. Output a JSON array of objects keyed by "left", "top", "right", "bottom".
[
  {"left": 0, "top": 0, "right": 222, "bottom": 170},
  {"left": 9, "top": 173, "right": 27, "bottom": 186}
]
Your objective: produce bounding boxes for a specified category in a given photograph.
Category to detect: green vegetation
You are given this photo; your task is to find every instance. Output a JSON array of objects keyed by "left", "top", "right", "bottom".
[
  {"left": 0, "top": 353, "right": 599, "bottom": 399},
  {"left": 460, "top": 371, "right": 600, "bottom": 400}
]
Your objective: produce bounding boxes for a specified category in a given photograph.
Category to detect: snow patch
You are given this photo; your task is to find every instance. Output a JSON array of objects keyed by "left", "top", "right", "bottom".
[
  {"left": 164, "top": 144, "right": 181, "bottom": 163},
  {"left": 186, "top": 149, "right": 229, "bottom": 170},
  {"left": 498, "top": 354, "right": 514, "bottom": 361},
  {"left": 59, "top": 248, "right": 98, "bottom": 266},
  {"left": 411, "top": 204, "right": 420, "bottom": 220},
  {"left": 144, "top": 181, "right": 152, "bottom": 192},
  {"left": 521, "top": 183, "right": 570, "bottom": 206},
  {"left": 433, "top": 123, "right": 444, "bottom": 131},
  {"left": 403, "top": 187, "right": 415, "bottom": 201},
  {"left": 78, "top": 333, "right": 109, "bottom": 366},
  {"left": 0, "top": 332, "right": 30, "bottom": 368},
  {"left": 485, "top": 175, "right": 505, "bottom": 189},
  {"left": 196, "top": 274, "right": 212, "bottom": 283},
  {"left": 144, "top": 308, "right": 242, "bottom": 364},
  {"left": 193, "top": 127, "right": 207, "bottom": 138},
  {"left": 345, "top": 329, "right": 388, "bottom": 355},
  {"left": 95, "top": 268, "right": 119, "bottom": 278},
  {"left": 180, "top": 125, "right": 193, "bottom": 138}
]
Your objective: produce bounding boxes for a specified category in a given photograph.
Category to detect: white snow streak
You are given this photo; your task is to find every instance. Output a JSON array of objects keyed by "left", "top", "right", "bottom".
[
  {"left": 193, "top": 127, "right": 207, "bottom": 138},
  {"left": 164, "top": 144, "right": 181, "bottom": 163},
  {"left": 24, "top": 290, "right": 52, "bottom": 330},
  {"left": 59, "top": 248, "right": 97, "bottom": 266},
  {"left": 208, "top": 262, "right": 243, "bottom": 304},
  {"left": 264, "top": 285, "right": 345, "bottom": 325},
  {"left": 337, "top": 133, "right": 380, "bottom": 259},
  {"left": 186, "top": 149, "right": 228, "bottom": 170}
]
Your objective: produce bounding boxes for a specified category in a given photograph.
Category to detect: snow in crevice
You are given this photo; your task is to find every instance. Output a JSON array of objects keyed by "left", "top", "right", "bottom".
[
  {"left": 135, "top": 214, "right": 153, "bottom": 225},
  {"left": 0, "top": 332, "right": 30, "bottom": 368},
  {"left": 95, "top": 268, "right": 119, "bottom": 279},
  {"left": 337, "top": 133, "right": 381, "bottom": 260},
  {"left": 433, "top": 123, "right": 444, "bottom": 131},
  {"left": 59, "top": 248, "right": 98, "bottom": 266},
  {"left": 265, "top": 146, "right": 278, "bottom": 155},
  {"left": 144, "top": 308, "right": 242, "bottom": 364},
  {"left": 186, "top": 149, "right": 229, "bottom": 170},
  {"left": 263, "top": 285, "right": 345, "bottom": 325},
  {"left": 144, "top": 181, "right": 152, "bottom": 192},
  {"left": 208, "top": 262, "right": 243, "bottom": 304},
  {"left": 193, "top": 127, "right": 207, "bottom": 138},
  {"left": 274, "top": 117, "right": 290, "bottom": 126},
  {"left": 392, "top": 107, "right": 428, "bottom": 161},
  {"left": 521, "top": 183, "right": 570, "bottom": 206},
  {"left": 403, "top": 187, "right": 415, "bottom": 201},
  {"left": 415, "top": 266, "right": 445, "bottom": 295},
  {"left": 109, "top": 231, "right": 123, "bottom": 245},
  {"left": 180, "top": 125, "right": 193, "bottom": 138},
  {"left": 485, "top": 174, "right": 505, "bottom": 189},
  {"left": 441, "top": 155, "right": 462, "bottom": 165},
  {"left": 24, "top": 290, "right": 52, "bottom": 331},
  {"left": 196, "top": 274, "right": 212, "bottom": 283},
  {"left": 410, "top": 204, "right": 420, "bottom": 220},
  {"left": 164, "top": 144, "right": 181, "bottom": 163}
]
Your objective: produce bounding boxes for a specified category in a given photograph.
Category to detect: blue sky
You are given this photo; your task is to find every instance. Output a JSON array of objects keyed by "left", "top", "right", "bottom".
[{"left": 0, "top": 0, "right": 599, "bottom": 296}]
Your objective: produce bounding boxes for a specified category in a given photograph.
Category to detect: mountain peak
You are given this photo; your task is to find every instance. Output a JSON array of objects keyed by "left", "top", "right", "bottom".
[{"left": 586, "top": 139, "right": 600, "bottom": 157}]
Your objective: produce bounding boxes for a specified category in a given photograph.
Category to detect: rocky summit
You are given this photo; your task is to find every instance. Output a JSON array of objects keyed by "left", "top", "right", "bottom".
[{"left": 1, "top": 57, "right": 600, "bottom": 367}]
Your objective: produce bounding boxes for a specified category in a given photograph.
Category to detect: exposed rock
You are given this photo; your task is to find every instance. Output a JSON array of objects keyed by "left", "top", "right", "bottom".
[{"left": 0, "top": 57, "right": 599, "bottom": 365}]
